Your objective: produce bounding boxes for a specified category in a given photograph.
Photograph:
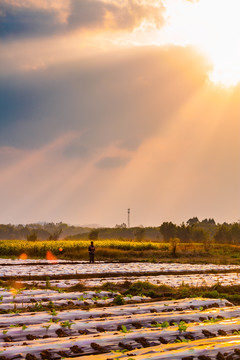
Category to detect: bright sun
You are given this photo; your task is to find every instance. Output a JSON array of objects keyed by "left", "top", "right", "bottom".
[{"left": 164, "top": 0, "right": 240, "bottom": 87}]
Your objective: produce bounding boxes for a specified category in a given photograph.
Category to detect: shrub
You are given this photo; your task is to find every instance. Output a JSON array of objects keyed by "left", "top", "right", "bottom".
[
  {"left": 113, "top": 295, "right": 125, "bottom": 305},
  {"left": 170, "top": 237, "right": 180, "bottom": 256}
]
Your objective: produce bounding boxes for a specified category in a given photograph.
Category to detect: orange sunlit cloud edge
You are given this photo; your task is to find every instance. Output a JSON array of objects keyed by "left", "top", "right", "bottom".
[{"left": 1, "top": 0, "right": 240, "bottom": 86}]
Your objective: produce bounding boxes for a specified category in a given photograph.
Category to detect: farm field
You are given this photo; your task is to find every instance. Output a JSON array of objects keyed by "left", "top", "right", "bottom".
[
  {"left": 2, "top": 240, "right": 240, "bottom": 265},
  {"left": 1, "top": 260, "right": 240, "bottom": 278},
  {"left": 2, "top": 259, "right": 240, "bottom": 290},
  {"left": 1, "top": 258, "right": 240, "bottom": 358},
  {"left": 0, "top": 288, "right": 240, "bottom": 359},
  {"left": 2, "top": 0, "right": 240, "bottom": 357},
  {"left": 33, "top": 271, "right": 240, "bottom": 289},
  {"left": 0, "top": 240, "right": 163, "bottom": 257}
]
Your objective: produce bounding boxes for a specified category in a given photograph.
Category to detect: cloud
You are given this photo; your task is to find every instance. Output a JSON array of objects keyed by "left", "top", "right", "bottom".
[
  {"left": 0, "top": 46, "right": 210, "bottom": 153},
  {"left": 2, "top": 43, "right": 239, "bottom": 225},
  {"left": 0, "top": 0, "right": 69, "bottom": 38},
  {"left": 0, "top": 0, "right": 70, "bottom": 21},
  {"left": 95, "top": 156, "right": 130, "bottom": 169},
  {"left": 1, "top": 1, "right": 240, "bottom": 226},
  {"left": 0, "top": 146, "right": 26, "bottom": 167},
  {"left": 63, "top": 142, "right": 90, "bottom": 159},
  {"left": 0, "top": 0, "right": 165, "bottom": 39},
  {"left": 69, "top": 0, "right": 165, "bottom": 31}
]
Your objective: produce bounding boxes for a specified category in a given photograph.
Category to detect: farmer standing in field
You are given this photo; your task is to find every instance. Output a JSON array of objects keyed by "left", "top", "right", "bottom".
[{"left": 88, "top": 241, "right": 95, "bottom": 264}]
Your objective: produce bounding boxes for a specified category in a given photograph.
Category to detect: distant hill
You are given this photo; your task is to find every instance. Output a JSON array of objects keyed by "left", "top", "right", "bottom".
[{"left": 66, "top": 227, "right": 162, "bottom": 241}]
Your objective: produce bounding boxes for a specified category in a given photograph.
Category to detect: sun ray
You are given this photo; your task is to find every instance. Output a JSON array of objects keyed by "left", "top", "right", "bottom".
[{"left": 162, "top": 0, "right": 240, "bottom": 87}]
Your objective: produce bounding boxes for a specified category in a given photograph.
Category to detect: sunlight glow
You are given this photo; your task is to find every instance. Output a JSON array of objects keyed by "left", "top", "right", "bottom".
[
  {"left": 19, "top": 253, "right": 28, "bottom": 260},
  {"left": 163, "top": 0, "right": 240, "bottom": 86},
  {"left": 46, "top": 251, "right": 58, "bottom": 263}
]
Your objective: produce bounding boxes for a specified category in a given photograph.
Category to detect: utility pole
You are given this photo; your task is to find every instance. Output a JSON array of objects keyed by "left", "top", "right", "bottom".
[{"left": 128, "top": 208, "right": 130, "bottom": 228}]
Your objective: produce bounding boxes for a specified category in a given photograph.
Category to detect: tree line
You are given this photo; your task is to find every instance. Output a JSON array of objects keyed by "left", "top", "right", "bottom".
[
  {"left": 0, "top": 218, "right": 239, "bottom": 244},
  {"left": 159, "top": 218, "right": 240, "bottom": 245},
  {"left": 0, "top": 223, "right": 91, "bottom": 241}
]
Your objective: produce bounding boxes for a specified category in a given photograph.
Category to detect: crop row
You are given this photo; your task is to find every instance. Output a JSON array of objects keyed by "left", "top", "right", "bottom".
[
  {"left": 0, "top": 297, "right": 237, "bottom": 360},
  {"left": 0, "top": 239, "right": 162, "bottom": 257}
]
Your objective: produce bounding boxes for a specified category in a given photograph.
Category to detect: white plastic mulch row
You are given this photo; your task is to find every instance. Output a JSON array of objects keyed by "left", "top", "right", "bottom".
[
  {"left": 3, "top": 322, "right": 240, "bottom": 359},
  {"left": 1, "top": 301, "right": 240, "bottom": 343},
  {"left": 1, "top": 261, "right": 240, "bottom": 277},
  {"left": 0, "top": 298, "right": 229, "bottom": 327},
  {"left": 0, "top": 298, "right": 234, "bottom": 359},
  {"left": 28, "top": 271, "right": 240, "bottom": 289},
  {"left": 0, "top": 259, "right": 77, "bottom": 265},
  {"left": 0, "top": 296, "right": 148, "bottom": 311},
  {"left": 0, "top": 289, "right": 117, "bottom": 303},
  {"left": 0, "top": 289, "right": 150, "bottom": 310},
  {"left": 77, "top": 337, "right": 240, "bottom": 360}
]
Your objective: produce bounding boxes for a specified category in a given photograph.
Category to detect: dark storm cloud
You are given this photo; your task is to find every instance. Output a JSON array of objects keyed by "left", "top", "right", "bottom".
[
  {"left": 0, "top": 0, "right": 165, "bottom": 39},
  {"left": 0, "top": 2, "right": 65, "bottom": 39},
  {"left": 0, "top": 46, "right": 209, "bottom": 153}
]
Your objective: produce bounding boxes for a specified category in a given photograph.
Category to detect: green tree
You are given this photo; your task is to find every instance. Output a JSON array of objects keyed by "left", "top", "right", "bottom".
[
  {"left": 203, "top": 234, "right": 213, "bottom": 253},
  {"left": 191, "top": 228, "right": 208, "bottom": 243},
  {"left": 170, "top": 237, "right": 180, "bottom": 256},
  {"left": 177, "top": 223, "right": 191, "bottom": 242},
  {"left": 48, "top": 229, "right": 62, "bottom": 240},
  {"left": 88, "top": 229, "right": 99, "bottom": 240},
  {"left": 26, "top": 231, "right": 37, "bottom": 241},
  {"left": 201, "top": 218, "right": 216, "bottom": 225},
  {"left": 159, "top": 222, "right": 177, "bottom": 241},
  {"left": 214, "top": 225, "right": 231, "bottom": 243},
  {"left": 134, "top": 227, "right": 145, "bottom": 241},
  {"left": 230, "top": 223, "right": 240, "bottom": 244},
  {"left": 186, "top": 217, "right": 199, "bottom": 226}
]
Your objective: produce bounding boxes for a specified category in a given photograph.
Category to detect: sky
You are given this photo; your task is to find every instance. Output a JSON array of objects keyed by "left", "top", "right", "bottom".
[{"left": 0, "top": 0, "right": 240, "bottom": 227}]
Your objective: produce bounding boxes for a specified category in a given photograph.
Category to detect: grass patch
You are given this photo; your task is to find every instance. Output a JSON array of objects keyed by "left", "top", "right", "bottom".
[
  {"left": 100, "top": 281, "right": 240, "bottom": 306},
  {"left": 2, "top": 279, "right": 240, "bottom": 315}
]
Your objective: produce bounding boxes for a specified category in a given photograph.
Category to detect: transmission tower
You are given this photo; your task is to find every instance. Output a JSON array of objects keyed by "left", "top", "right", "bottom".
[{"left": 128, "top": 208, "right": 130, "bottom": 228}]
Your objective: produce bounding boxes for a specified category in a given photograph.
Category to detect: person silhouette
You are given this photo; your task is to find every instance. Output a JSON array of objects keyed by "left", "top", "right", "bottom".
[{"left": 88, "top": 241, "right": 95, "bottom": 263}]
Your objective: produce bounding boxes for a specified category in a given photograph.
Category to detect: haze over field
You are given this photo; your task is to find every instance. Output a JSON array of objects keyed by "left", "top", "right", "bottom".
[{"left": 0, "top": 0, "right": 240, "bottom": 226}]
